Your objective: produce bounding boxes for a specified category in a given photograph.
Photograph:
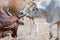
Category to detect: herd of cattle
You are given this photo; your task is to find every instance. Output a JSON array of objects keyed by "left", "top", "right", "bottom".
[{"left": 0, "top": 0, "right": 60, "bottom": 40}]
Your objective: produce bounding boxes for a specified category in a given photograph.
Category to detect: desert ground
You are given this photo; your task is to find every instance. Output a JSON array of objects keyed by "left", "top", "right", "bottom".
[{"left": 0, "top": 17, "right": 60, "bottom": 40}]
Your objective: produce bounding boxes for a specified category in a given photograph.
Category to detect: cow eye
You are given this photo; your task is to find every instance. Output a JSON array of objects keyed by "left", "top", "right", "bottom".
[
  {"left": 33, "top": 9, "right": 35, "bottom": 11},
  {"left": 36, "top": 8, "right": 38, "bottom": 10}
]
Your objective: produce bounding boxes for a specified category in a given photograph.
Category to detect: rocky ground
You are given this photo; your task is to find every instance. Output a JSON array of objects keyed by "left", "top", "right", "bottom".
[{"left": 0, "top": 17, "right": 60, "bottom": 40}]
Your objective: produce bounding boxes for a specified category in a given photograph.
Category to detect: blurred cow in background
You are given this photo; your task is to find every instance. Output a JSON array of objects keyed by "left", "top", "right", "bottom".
[{"left": 21, "top": 0, "right": 60, "bottom": 40}]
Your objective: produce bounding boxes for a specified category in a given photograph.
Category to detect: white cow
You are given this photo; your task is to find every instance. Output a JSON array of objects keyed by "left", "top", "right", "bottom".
[
  {"left": 22, "top": 0, "right": 60, "bottom": 40},
  {"left": 30, "top": 0, "right": 60, "bottom": 40}
]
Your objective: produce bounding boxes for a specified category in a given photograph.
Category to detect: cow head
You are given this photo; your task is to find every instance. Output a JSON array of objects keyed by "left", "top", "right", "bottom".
[
  {"left": 3, "top": 0, "right": 28, "bottom": 19},
  {"left": 21, "top": 0, "right": 51, "bottom": 18},
  {"left": 18, "top": 2, "right": 32, "bottom": 17},
  {"left": 20, "top": 1, "right": 41, "bottom": 18}
]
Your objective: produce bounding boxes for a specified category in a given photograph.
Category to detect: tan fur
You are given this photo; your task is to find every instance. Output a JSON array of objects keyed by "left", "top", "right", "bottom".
[{"left": 0, "top": 0, "right": 28, "bottom": 17}]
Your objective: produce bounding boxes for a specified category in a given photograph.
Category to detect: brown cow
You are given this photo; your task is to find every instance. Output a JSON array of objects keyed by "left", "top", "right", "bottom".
[
  {"left": 0, "top": 10, "right": 24, "bottom": 38},
  {"left": 0, "top": 0, "right": 30, "bottom": 38}
]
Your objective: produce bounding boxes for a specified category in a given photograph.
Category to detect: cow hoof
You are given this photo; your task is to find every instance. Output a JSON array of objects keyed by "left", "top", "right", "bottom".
[
  {"left": 55, "top": 38, "right": 59, "bottom": 40},
  {"left": 49, "top": 32, "right": 53, "bottom": 39}
]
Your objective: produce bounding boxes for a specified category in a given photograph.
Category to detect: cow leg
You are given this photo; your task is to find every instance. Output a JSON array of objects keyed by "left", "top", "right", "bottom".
[
  {"left": 49, "top": 25, "right": 53, "bottom": 39},
  {"left": 34, "top": 19, "right": 39, "bottom": 35},
  {"left": 2, "top": 32, "right": 7, "bottom": 38},
  {"left": 0, "top": 31, "right": 3, "bottom": 38},
  {"left": 11, "top": 23, "right": 18, "bottom": 38},
  {"left": 49, "top": 16, "right": 59, "bottom": 39},
  {"left": 49, "top": 22, "right": 54, "bottom": 39},
  {"left": 11, "top": 27, "right": 17, "bottom": 38},
  {"left": 55, "top": 23, "right": 60, "bottom": 40},
  {"left": 12, "top": 30, "right": 17, "bottom": 38},
  {"left": 30, "top": 19, "right": 34, "bottom": 27}
]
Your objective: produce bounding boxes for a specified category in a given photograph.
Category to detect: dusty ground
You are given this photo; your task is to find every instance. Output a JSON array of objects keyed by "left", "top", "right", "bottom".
[
  {"left": 0, "top": 17, "right": 60, "bottom": 40},
  {"left": 0, "top": 0, "right": 60, "bottom": 40}
]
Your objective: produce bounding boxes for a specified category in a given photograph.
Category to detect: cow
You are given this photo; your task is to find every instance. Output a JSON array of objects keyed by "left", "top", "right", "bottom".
[
  {"left": 0, "top": 0, "right": 28, "bottom": 38},
  {"left": 0, "top": 8, "right": 24, "bottom": 38},
  {"left": 21, "top": 0, "right": 60, "bottom": 40}
]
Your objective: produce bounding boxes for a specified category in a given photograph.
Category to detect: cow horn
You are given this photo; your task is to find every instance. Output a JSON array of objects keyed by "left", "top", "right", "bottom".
[{"left": 6, "top": 8, "right": 12, "bottom": 16}]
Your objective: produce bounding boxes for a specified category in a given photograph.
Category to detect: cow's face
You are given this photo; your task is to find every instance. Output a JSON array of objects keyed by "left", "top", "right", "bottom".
[
  {"left": 22, "top": 3, "right": 40, "bottom": 18},
  {"left": 17, "top": 0, "right": 50, "bottom": 18},
  {"left": 18, "top": 2, "right": 32, "bottom": 17},
  {"left": 6, "top": 0, "right": 28, "bottom": 19}
]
